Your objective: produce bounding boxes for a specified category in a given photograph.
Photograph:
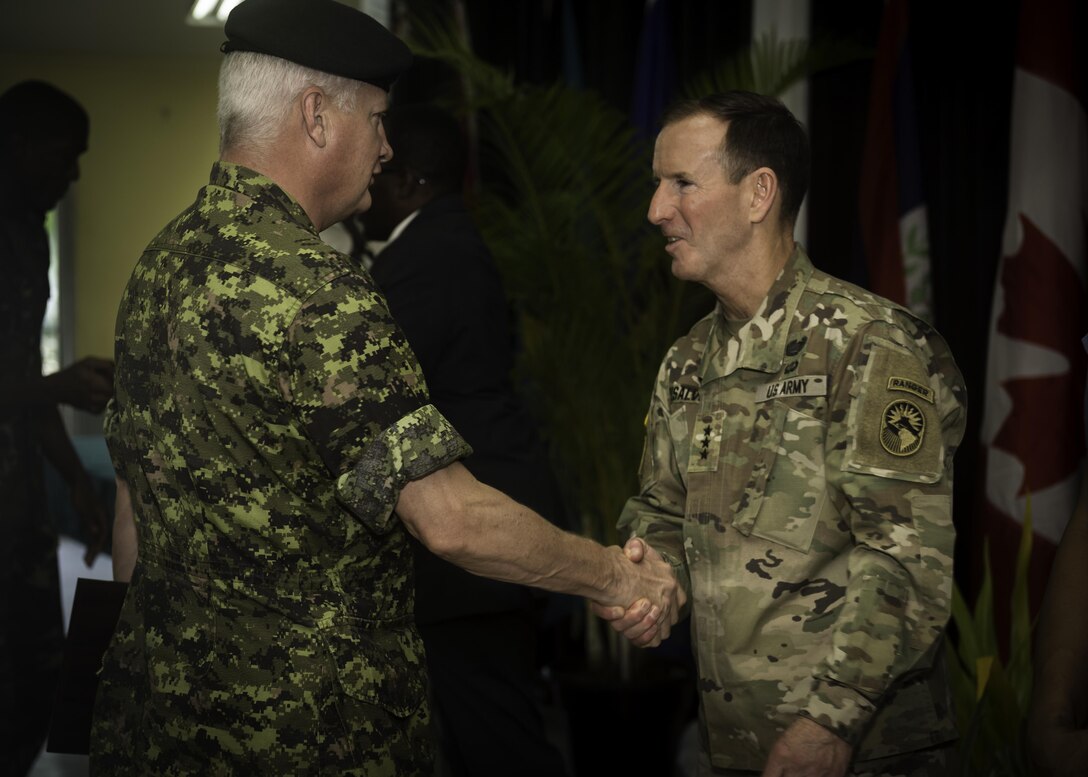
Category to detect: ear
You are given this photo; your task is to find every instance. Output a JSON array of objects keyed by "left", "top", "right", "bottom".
[
  {"left": 300, "top": 87, "right": 329, "bottom": 148},
  {"left": 749, "top": 168, "right": 778, "bottom": 224}
]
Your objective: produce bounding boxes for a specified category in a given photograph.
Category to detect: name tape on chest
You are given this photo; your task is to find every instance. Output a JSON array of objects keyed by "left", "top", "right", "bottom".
[
  {"left": 670, "top": 384, "right": 701, "bottom": 402},
  {"left": 755, "top": 375, "right": 828, "bottom": 403}
]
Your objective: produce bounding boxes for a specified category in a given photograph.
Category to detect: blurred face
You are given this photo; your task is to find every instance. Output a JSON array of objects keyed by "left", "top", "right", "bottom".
[
  {"left": 647, "top": 114, "right": 749, "bottom": 290},
  {"left": 357, "top": 164, "right": 400, "bottom": 241},
  {"left": 325, "top": 81, "right": 392, "bottom": 222},
  {"left": 10, "top": 131, "right": 86, "bottom": 213}
]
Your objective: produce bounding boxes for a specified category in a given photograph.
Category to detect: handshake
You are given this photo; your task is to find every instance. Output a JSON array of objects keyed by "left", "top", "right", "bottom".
[{"left": 593, "top": 537, "right": 687, "bottom": 648}]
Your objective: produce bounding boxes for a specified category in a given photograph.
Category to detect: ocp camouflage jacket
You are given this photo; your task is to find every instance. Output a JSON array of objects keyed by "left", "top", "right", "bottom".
[{"left": 620, "top": 247, "right": 966, "bottom": 771}]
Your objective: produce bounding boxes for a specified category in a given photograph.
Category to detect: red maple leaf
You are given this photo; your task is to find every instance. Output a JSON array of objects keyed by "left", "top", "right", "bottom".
[{"left": 993, "top": 214, "right": 1087, "bottom": 497}]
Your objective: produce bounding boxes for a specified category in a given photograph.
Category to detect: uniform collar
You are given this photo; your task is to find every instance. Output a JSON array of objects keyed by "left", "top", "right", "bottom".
[
  {"left": 208, "top": 161, "right": 317, "bottom": 235},
  {"left": 701, "top": 246, "right": 814, "bottom": 382}
]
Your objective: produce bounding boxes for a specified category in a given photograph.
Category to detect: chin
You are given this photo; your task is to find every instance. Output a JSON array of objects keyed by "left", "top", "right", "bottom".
[{"left": 669, "top": 255, "right": 697, "bottom": 282}]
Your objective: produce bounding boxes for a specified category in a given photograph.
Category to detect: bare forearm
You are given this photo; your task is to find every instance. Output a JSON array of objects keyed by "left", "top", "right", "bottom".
[
  {"left": 111, "top": 477, "right": 138, "bottom": 582},
  {"left": 446, "top": 491, "right": 624, "bottom": 599},
  {"left": 397, "top": 463, "right": 675, "bottom": 609}
]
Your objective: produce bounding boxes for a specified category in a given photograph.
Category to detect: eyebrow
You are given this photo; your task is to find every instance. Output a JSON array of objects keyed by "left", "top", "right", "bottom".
[{"left": 655, "top": 168, "right": 691, "bottom": 181}]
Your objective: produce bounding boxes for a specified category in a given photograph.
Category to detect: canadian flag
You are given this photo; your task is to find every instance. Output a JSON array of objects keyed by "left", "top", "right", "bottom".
[{"left": 980, "top": 0, "right": 1087, "bottom": 621}]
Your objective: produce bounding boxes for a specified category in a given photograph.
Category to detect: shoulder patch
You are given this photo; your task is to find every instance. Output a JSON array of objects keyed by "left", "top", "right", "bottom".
[
  {"left": 887, "top": 376, "right": 934, "bottom": 404},
  {"left": 842, "top": 339, "right": 944, "bottom": 483},
  {"left": 880, "top": 399, "right": 925, "bottom": 456}
]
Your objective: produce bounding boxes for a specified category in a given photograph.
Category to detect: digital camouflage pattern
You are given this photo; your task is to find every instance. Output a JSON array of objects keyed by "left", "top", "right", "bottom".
[
  {"left": 92, "top": 163, "right": 470, "bottom": 776},
  {"left": 619, "top": 247, "right": 966, "bottom": 772}
]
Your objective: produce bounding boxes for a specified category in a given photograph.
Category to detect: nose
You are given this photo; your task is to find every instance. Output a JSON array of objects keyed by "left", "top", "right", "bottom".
[
  {"left": 378, "top": 124, "right": 393, "bottom": 165},
  {"left": 647, "top": 181, "right": 671, "bottom": 226}
]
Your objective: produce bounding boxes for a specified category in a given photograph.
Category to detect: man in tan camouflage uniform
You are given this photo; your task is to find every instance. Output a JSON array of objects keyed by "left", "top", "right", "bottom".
[
  {"left": 91, "top": 1, "right": 681, "bottom": 774},
  {"left": 596, "top": 92, "right": 966, "bottom": 776}
]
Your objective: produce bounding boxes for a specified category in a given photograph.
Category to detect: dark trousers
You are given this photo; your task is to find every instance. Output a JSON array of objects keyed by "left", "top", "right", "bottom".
[
  {"left": 419, "top": 609, "right": 570, "bottom": 777},
  {"left": 0, "top": 516, "right": 63, "bottom": 777}
]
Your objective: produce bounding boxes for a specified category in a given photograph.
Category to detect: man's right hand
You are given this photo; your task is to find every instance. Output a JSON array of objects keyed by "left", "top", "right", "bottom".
[
  {"left": 594, "top": 537, "right": 686, "bottom": 648},
  {"left": 43, "top": 356, "right": 114, "bottom": 412}
]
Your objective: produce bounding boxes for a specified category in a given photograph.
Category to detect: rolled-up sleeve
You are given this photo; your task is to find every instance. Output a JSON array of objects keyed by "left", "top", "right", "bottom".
[
  {"left": 285, "top": 271, "right": 471, "bottom": 532},
  {"left": 337, "top": 403, "right": 471, "bottom": 533}
]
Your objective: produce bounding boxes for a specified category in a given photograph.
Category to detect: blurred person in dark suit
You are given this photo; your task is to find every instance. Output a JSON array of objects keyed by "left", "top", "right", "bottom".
[
  {"left": 0, "top": 79, "right": 110, "bottom": 777},
  {"left": 358, "top": 102, "right": 571, "bottom": 777}
]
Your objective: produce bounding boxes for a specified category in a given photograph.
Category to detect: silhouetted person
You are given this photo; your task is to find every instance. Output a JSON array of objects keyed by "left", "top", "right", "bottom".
[
  {"left": 358, "top": 103, "right": 571, "bottom": 777},
  {"left": 0, "top": 79, "right": 111, "bottom": 776}
]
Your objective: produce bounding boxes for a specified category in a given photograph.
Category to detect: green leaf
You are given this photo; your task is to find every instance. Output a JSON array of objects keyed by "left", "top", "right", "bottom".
[
  {"left": 1007, "top": 495, "right": 1035, "bottom": 712},
  {"left": 682, "top": 30, "right": 872, "bottom": 98}
]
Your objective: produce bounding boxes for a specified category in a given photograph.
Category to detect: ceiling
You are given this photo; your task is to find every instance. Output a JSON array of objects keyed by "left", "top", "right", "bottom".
[{"left": 1, "top": 0, "right": 233, "bottom": 59}]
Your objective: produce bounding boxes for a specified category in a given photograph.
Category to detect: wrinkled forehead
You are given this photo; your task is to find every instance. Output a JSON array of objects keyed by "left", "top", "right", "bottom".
[
  {"left": 354, "top": 80, "right": 390, "bottom": 114},
  {"left": 653, "top": 114, "right": 728, "bottom": 171}
]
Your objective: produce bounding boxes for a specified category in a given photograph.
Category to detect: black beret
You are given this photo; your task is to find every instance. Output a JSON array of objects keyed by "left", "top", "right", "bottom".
[{"left": 222, "top": 0, "right": 412, "bottom": 92}]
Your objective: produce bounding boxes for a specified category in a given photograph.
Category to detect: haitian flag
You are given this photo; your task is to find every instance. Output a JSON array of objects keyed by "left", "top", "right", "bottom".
[
  {"left": 858, "top": 0, "right": 933, "bottom": 321},
  {"left": 980, "top": 0, "right": 1087, "bottom": 623}
]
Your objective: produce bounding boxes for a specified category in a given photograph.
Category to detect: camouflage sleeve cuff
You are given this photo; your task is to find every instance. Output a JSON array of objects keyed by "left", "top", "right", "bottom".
[
  {"left": 336, "top": 404, "right": 472, "bottom": 535},
  {"left": 657, "top": 550, "right": 692, "bottom": 621},
  {"left": 622, "top": 506, "right": 693, "bottom": 620},
  {"left": 798, "top": 677, "right": 879, "bottom": 745}
]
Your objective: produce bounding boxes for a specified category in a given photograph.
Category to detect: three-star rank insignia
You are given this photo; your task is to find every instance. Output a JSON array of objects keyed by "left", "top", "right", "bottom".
[{"left": 880, "top": 399, "right": 925, "bottom": 456}]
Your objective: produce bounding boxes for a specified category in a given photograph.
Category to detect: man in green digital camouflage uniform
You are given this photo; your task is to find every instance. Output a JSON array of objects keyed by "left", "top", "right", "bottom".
[
  {"left": 91, "top": 1, "right": 683, "bottom": 775},
  {"left": 597, "top": 92, "right": 966, "bottom": 776}
]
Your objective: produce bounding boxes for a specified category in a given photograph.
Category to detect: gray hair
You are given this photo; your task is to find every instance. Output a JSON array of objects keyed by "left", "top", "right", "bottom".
[{"left": 217, "top": 51, "right": 360, "bottom": 154}]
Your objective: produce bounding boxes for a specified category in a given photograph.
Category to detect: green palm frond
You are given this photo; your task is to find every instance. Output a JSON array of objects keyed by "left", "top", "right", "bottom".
[
  {"left": 947, "top": 508, "right": 1036, "bottom": 776},
  {"left": 405, "top": 9, "right": 516, "bottom": 110},
  {"left": 684, "top": 31, "right": 872, "bottom": 98}
]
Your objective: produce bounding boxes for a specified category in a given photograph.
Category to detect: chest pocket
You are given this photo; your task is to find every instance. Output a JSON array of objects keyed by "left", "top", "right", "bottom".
[{"left": 731, "top": 400, "right": 827, "bottom": 553}]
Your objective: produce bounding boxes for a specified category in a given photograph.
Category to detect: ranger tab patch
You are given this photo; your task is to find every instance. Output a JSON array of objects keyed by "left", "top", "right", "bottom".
[
  {"left": 755, "top": 375, "right": 828, "bottom": 403},
  {"left": 887, "top": 376, "right": 934, "bottom": 404},
  {"left": 880, "top": 399, "right": 925, "bottom": 456}
]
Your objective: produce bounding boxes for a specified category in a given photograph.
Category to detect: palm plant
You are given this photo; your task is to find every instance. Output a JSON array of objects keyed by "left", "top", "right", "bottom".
[
  {"left": 946, "top": 506, "right": 1035, "bottom": 776},
  {"left": 407, "top": 12, "right": 708, "bottom": 556}
]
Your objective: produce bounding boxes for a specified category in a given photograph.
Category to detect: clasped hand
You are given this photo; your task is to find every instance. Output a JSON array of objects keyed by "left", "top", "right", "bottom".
[{"left": 593, "top": 537, "right": 686, "bottom": 648}]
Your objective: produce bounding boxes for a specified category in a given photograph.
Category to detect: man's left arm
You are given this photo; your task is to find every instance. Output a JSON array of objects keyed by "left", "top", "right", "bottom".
[{"left": 792, "top": 328, "right": 965, "bottom": 754}]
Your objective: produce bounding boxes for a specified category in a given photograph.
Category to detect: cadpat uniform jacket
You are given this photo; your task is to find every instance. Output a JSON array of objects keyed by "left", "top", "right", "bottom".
[
  {"left": 619, "top": 247, "right": 966, "bottom": 771},
  {"left": 92, "top": 163, "right": 469, "bottom": 776}
]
